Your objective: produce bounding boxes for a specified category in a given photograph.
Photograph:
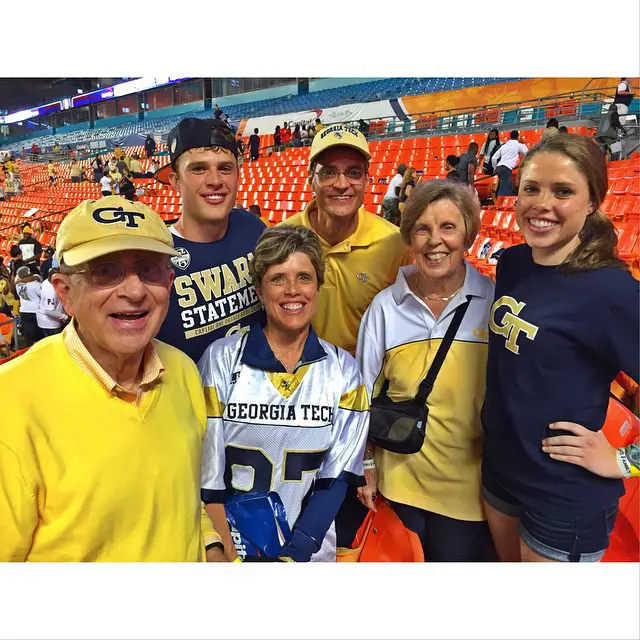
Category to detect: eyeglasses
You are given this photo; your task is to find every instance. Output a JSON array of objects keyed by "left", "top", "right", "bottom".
[
  {"left": 70, "top": 259, "right": 172, "bottom": 289},
  {"left": 314, "top": 167, "right": 366, "bottom": 186}
]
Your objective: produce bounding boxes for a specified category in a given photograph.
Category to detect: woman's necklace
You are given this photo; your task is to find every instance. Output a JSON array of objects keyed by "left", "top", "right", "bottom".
[{"left": 414, "top": 273, "right": 465, "bottom": 303}]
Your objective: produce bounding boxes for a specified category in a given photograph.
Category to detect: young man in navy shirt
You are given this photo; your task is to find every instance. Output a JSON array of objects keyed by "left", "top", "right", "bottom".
[{"left": 155, "top": 118, "right": 266, "bottom": 363}]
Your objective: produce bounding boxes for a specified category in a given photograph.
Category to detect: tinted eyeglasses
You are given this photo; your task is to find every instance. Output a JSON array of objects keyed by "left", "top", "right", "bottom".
[
  {"left": 315, "top": 167, "right": 366, "bottom": 186},
  {"left": 70, "top": 259, "right": 172, "bottom": 289}
]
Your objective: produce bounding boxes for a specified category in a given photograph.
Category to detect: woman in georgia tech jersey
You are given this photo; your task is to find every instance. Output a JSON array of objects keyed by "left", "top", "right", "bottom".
[
  {"left": 481, "top": 134, "right": 639, "bottom": 563},
  {"left": 198, "top": 225, "right": 369, "bottom": 562}
]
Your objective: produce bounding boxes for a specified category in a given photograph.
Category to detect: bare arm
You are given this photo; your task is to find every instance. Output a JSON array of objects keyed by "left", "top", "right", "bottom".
[{"left": 205, "top": 502, "right": 237, "bottom": 561}]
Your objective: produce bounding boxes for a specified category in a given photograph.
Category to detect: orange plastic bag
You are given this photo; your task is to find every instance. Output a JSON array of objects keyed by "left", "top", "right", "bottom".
[{"left": 336, "top": 497, "right": 424, "bottom": 562}]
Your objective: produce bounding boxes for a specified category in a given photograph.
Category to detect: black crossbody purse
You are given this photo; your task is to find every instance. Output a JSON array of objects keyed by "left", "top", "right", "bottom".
[{"left": 368, "top": 297, "right": 471, "bottom": 455}]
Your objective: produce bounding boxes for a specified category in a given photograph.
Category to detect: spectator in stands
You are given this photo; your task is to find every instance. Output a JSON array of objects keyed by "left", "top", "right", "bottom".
[
  {"left": 70, "top": 160, "right": 83, "bottom": 183},
  {"left": 491, "top": 130, "right": 528, "bottom": 197},
  {"left": 109, "top": 162, "right": 122, "bottom": 194},
  {"left": 3, "top": 173, "right": 14, "bottom": 201},
  {"left": 144, "top": 135, "right": 157, "bottom": 159},
  {"left": 47, "top": 161, "right": 56, "bottom": 186},
  {"left": 308, "top": 121, "right": 317, "bottom": 138},
  {"left": 235, "top": 134, "right": 246, "bottom": 165},
  {"left": 292, "top": 124, "right": 303, "bottom": 148},
  {"left": 314, "top": 118, "right": 324, "bottom": 134},
  {"left": 381, "top": 163, "right": 406, "bottom": 225},
  {"left": 248, "top": 204, "right": 262, "bottom": 218},
  {"left": 300, "top": 124, "right": 310, "bottom": 144},
  {"left": 119, "top": 168, "right": 136, "bottom": 201},
  {"left": 558, "top": 126, "right": 569, "bottom": 134},
  {"left": 0, "top": 273, "right": 17, "bottom": 320},
  {"left": 146, "top": 158, "right": 159, "bottom": 177},
  {"left": 114, "top": 146, "right": 123, "bottom": 160},
  {"left": 280, "top": 124, "right": 410, "bottom": 548},
  {"left": 8, "top": 245, "right": 25, "bottom": 278},
  {"left": 40, "top": 247, "right": 55, "bottom": 280},
  {"left": 13, "top": 170, "right": 23, "bottom": 196},
  {"left": 274, "top": 125, "right": 282, "bottom": 152},
  {"left": 542, "top": 118, "right": 560, "bottom": 140},
  {"left": 249, "top": 128, "right": 261, "bottom": 162},
  {"left": 595, "top": 104, "right": 626, "bottom": 161},
  {"left": 358, "top": 119, "right": 370, "bottom": 138},
  {"left": 445, "top": 155, "right": 460, "bottom": 181},
  {"left": 15, "top": 265, "right": 43, "bottom": 346},
  {"left": 123, "top": 155, "right": 132, "bottom": 172},
  {"left": 154, "top": 118, "right": 266, "bottom": 364},
  {"left": 100, "top": 170, "right": 113, "bottom": 197},
  {"left": 130, "top": 154, "right": 144, "bottom": 178},
  {"left": 482, "top": 134, "right": 639, "bottom": 563},
  {"left": 479, "top": 129, "right": 501, "bottom": 176},
  {"left": 281, "top": 122, "right": 292, "bottom": 148},
  {"left": 116, "top": 155, "right": 127, "bottom": 174},
  {"left": 613, "top": 78, "right": 634, "bottom": 116},
  {"left": 18, "top": 226, "right": 42, "bottom": 276},
  {"left": 457, "top": 142, "right": 480, "bottom": 187},
  {"left": 30, "top": 143, "right": 39, "bottom": 160},
  {"left": 356, "top": 179, "right": 495, "bottom": 561},
  {"left": 399, "top": 167, "right": 418, "bottom": 213},
  {"left": 0, "top": 197, "right": 225, "bottom": 562},
  {"left": 213, "top": 104, "right": 223, "bottom": 120},
  {"left": 92, "top": 154, "right": 104, "bottom": 183},
  {"left": 36, "top": 268, "right": 67, "bottom": 337}
]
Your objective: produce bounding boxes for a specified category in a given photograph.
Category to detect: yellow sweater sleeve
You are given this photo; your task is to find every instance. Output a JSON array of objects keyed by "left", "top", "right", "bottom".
[{"left": 0, "top": 441, "right": 37, "bottom": 561}]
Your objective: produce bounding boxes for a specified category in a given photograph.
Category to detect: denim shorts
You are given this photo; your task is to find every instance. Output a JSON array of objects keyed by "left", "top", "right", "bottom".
[{"left": 481, "top": 474, "right": 618, "bottom": 562}]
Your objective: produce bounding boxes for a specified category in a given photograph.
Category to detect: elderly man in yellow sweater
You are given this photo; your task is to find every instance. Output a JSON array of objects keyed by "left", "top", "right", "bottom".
[{"left": 0, "top": 196, "right": 226, "bottom": 562}]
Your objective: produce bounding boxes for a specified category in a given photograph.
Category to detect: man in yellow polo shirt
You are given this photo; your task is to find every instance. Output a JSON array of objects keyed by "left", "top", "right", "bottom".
[
  {"left": 0, "top": 197, "right": 227, "bottom": 562},
  {"left": 282, "top": 124, "right": 409, "bottom": 356},
  {"left": 281, "top": 125, "right": 409, "bottom": 546}
]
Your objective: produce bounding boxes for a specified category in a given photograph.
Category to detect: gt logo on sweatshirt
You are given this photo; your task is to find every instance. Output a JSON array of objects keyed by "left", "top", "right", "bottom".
[{"left": 489, "top": 296, "right": 539, "bottom": 355}]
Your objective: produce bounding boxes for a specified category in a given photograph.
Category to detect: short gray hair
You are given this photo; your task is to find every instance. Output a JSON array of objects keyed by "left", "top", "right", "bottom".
[{"left": 249, "top": 226, "right": 325, "bottom": 287}]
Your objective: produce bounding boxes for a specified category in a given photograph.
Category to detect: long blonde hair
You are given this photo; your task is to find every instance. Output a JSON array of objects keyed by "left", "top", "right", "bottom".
[{"left": 517, "top": 134, "right": 627, "bottom": 273}]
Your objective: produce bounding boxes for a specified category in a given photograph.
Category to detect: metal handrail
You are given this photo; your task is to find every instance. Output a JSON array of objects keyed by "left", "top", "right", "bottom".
[{"left": 344, "top": 85, "right": 637, "bottom": 142}]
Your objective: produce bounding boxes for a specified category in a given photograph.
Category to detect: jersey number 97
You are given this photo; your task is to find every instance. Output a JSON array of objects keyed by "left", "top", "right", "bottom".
[{"left": 224, "top": 445, "right": 327, "bottom": 495}]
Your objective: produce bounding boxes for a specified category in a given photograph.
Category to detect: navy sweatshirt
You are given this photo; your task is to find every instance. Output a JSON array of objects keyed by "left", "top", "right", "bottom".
[
  {"left": 156, "top": 208, "right": 266, "bottom": 363},
  {"left": 482, "top": 244, "right": 639, "bottom": 517}
]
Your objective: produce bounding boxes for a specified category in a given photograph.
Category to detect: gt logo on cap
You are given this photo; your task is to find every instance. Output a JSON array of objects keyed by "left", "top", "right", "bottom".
[{"left": 92, "top": 207, "right": 145, "bottom": 228}]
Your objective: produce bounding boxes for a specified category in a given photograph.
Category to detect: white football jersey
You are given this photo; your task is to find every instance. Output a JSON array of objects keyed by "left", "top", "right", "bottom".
[{"left": 199, "top": 323, "right": 369, "bottom": 561}]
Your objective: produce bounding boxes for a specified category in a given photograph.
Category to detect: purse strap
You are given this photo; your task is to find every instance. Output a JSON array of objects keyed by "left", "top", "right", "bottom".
[{"left": 414, "top": 296, "right": 471, "bottom": 405}]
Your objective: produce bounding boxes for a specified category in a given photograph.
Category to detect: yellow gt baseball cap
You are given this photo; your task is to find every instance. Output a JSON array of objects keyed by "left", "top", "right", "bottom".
[
  {"left": 56, "top": 196, "right": 179, "bottom": 267},
  {"left": 308, "top": 124, "right": 371, "bottom": 165},
  {"left": 22, "top": 225, "right": 33, "bottom": 233}
]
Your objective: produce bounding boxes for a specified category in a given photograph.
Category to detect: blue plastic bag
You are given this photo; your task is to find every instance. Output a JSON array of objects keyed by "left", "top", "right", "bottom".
[{"left": 225, "top": 492, "right": 292, "bottom": 560}]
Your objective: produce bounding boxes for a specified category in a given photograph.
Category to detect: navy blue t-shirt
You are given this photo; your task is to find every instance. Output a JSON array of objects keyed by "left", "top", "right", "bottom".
[
  {"left": 156, "top": 208, "right": 267, "bottom": 363},
  {"left": 482, "top": 244, "right": 639, "bottom": 517}
]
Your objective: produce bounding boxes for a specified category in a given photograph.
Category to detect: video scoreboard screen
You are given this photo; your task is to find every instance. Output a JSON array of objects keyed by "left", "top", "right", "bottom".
[{"left": 0, "top": 77, "right": 193, "bottom": 125}]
